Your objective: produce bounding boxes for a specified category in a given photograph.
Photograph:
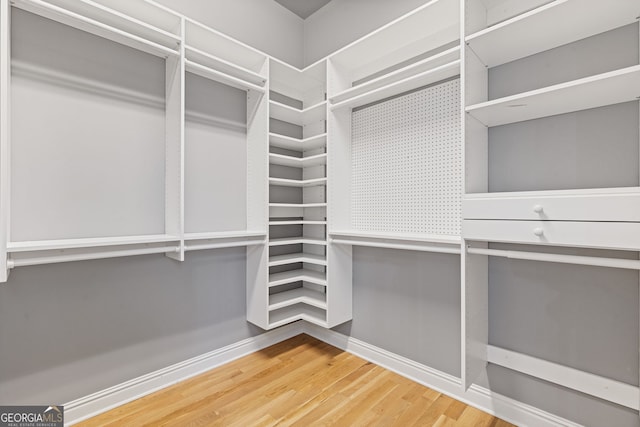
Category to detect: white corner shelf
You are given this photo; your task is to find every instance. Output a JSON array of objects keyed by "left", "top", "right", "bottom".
[
  {"left": 329, "top": 231, "right": 461, "bottom": 254},
  {"left": 185, "top": 46, "right": 267, "bottom": 88},
  {"left": 268, "top": 304, "right": 327, "bottom": 329},
  {"left": 269, "top": 220, "right": 327, "bottom": 226},
  {"left": 466, "top": 65, "right": 640, "bottom": 127},
  {"left": 268, "top": 288, "right": 327, "bottom": 311},
  {"left": 269, "top": 100, "right": 327, "bottom": 126},
  {"left": 330, "top": 60, "right": 460, "bottom": 111},
  {"left": 269, "top": 237, "right": 328, "bottom": 247},
  {"left": 466, "top": 0, "right": 640, "bottom": 68},
  {"left": 268, "top": 268, "right": 327, "bottom": 287},
  {"left": 269, "top": 253, "right": 327, "bottom": 267},
  {"left": 268, "top": 153, "right": 327, "bottom": 168},
  {"left": 7, "top": 234, "right": 180, "bottom": 253},
  {"left": 12, "top": 0, "right": 181, "bottom": 58},
  {"left": 268, "top": 133, "right": 327, "bottom": 152},
  {"left": 329, "top": 46, "right": 460, "bottom": 106},
  {"left": 269, "top": 177, "right": 327, "bottom": 188},
  {"left": 269, "top": 57, "right": 326, "bottom": 102}
]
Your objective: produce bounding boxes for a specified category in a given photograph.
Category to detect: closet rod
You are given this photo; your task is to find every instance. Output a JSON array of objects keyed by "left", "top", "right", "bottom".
[
  {"left": 8, "top": 246, "right": 180, "bottom": 268},
  {"left": 466, "top": 247, "right": 640, "bottom": 270},
  {"left": 330, "top": 238, "right": 461, "bottom": 254},
  {"left": 184, "top": 239, "right": 266, "bottom": 252}
]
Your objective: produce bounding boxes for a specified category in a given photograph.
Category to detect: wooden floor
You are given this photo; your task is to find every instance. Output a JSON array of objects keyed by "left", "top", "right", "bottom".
[{"left": 77, "top": 335, "right": 515, "bottom": 426}]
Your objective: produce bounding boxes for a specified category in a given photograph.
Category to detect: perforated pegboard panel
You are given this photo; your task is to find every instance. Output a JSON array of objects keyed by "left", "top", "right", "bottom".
[{"left": 351, "top": 78, "right": 461, "bottom": 236}]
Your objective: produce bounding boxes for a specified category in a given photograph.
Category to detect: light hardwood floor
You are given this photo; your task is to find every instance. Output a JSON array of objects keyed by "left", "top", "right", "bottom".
[{"left": 77, "top": 335, "right": 515, "bottom": 426}]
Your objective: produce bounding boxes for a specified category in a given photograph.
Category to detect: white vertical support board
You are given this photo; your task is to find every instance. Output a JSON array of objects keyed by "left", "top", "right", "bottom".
[
  {"left": 327, "top": 59, "right": 352, "bottom": 231},
  {"left": 246, "top": 243, "right": 269, "bottom": 329},
  {"left": 462, "top": 241, "right": 488, "bottom": 390},
  {"left": 327, "top": 242, "right": 352, "bottom": 328},
  {"left": 0, "top": 0, "right": 10, "bottom": 281},
  {"left": 165, "top": 16, "right": 185, "bottom": 261},
  {"left": 350, "top": 78, "right": 462, "bottom": 236},
  {"left": 246, "top": 60, "right": 269, "bottom": 232}
]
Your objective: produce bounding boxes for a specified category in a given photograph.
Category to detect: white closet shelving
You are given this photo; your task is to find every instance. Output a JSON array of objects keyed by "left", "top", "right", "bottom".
[
  {"left": 328, "top": 0, "right": 462, "bottom": 253},
  {"left": 462, "top": 0, "right": 640, "bottom": 411}
]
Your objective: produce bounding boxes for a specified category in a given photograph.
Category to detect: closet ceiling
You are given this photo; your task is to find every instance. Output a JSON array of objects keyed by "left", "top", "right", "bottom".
[{"left": 274, "top": 0, "right": 332, "bottom": 19}]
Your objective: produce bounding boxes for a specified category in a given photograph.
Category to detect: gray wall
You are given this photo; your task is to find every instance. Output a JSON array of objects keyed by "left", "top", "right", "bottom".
[
  {"left": 303, "top": 0, "right": 432, "bottom": 66},
  {"left": 155, "top": 0, "right": 305, "bottom": 68}
]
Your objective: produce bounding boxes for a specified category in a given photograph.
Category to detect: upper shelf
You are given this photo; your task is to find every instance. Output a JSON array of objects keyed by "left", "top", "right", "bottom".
[
  {"left": 330, "top": 60, "right": 460, "bottom": 111},
  {"left": 185, "top": 18, "right": 267, "bottom": 75},
  {"left": 465, "top": 0, "right": 640, "bottom": 68},
  {"left": 13, "top": 0, "right": 182, "bottom": 58},
  {"left": 270, "top": 58, "right": 326, "bottom": 102},
  {"left": 185, "top": 46, "right": 266, "bottom": 89},
  {"left": 269, "top": 101, "right": 327, "bottom": 126},
  {"left": 8, "top": 234, "right": 180, "bottom": 253},
  {"left": 466, "top": 65, "right": 640, "bottom": 127},
  {"left": 269, "top": 133, "right": 326, "bottom": 152},
  {"left": 328, "top": 0, "right": 459, "bottom": 83},
  {"left": 329, "top": 230, "right": 461, "bottom": 254}
]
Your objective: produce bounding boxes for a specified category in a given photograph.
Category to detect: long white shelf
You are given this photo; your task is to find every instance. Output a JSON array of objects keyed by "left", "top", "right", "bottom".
[
  {"left": 185, "top": 46, "right": 267, "bottom": 87},
  {"left": 269, "top": 133, "right": 327, "bottom": 152},
  {"left": 269, "top": 203, "right": 327, "bottom": 209},
  {"left": 466, "top": 65, "right": 640, "bottom": 127},
  {"left": 466, "top": 0, "right": 639, "bottom": 68},
  {"left": 269, "top": 288, "right": 327, "bottom": 311},
  {"left": 269, "top": 177, "right": 327, "bottom": 188},
  {"left": 269, "top": 153, "right": 327, "bottom": 168},
  {"left": 269, "top": 57, "right": 326, "bottom": 102},
  {"left": 330, "top": 46, "right": 459, "bottom": 105},
  {"left": 13, "top": 0, "right": 180, "bottom": 58},
  {"left": 331, "top": 60, "right": 460, "bottom": 111},
  {"left": 328, "top": 0, "right": 459, "bottom": 82},
  {"left": 329, "top": 230, "right": 461, "bottom": 254},
  {"left": 269, "top": 237, "right": 327, "bottom": 247},
  {"left": 183, "top": 231, "right": 267, "bottom": 241},
  {"left": 268, "top": 304, "right": 327, "bottom": 329},
  {"left": 185, "top": 60, "right": 266, "bottom": 94},
  {"left": 269, "top": 253, "right": 327, "bottom": 267},
  {"left": 268, "top": 269, "right": 327, "bottom": 287},
  {"left": 269, "top": 100, "right": 327, "bottom": 126},
  {"left": 8, "top": 234, "right": 180, "bottom": 253}
]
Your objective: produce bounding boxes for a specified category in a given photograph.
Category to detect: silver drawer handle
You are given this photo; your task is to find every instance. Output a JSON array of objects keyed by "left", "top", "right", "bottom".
[{"left": 533, "top": 227, "right": 544, "bottom": 237}]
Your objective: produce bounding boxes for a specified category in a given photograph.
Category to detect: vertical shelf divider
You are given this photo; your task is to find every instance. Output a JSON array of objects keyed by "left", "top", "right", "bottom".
[
  {"left": 0, "top": 0, "right": 10, "bottom": 281},
  {"left": 165, "top": 16, "right": 185, "bottom": 261}
]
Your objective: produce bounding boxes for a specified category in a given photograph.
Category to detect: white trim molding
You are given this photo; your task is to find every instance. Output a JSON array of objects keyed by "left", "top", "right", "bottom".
[
  {"left": 65, "top": 322, "right": 583, "bottom": 427},
  {"left": 64, "top": 322, "right": 304, "bottom": 425}
]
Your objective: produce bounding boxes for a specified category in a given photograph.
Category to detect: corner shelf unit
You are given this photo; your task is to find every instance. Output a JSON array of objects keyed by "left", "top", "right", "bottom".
[{"left": 462, "top": 0, "right": 640, "bottom": 412}]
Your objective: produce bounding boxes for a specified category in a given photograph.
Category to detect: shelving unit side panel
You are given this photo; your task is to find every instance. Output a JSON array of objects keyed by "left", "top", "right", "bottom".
[
  {"left": 327, "top": 242, "right": 352, "bottom": 327},
  {"left": 461, "top": 240, "right": 488, "bottom": 390},
  {"left": 246, "top": 243, "right": 269, "bottom": 329},
  {"left": 247, "top": 60, "right": 269, "bottom": 232},
  {"left": 164, "top": 17, "right": 184, "bottom": 261},
  {"left": 0, "top": 0, "right": 10, "bottom": 281}
]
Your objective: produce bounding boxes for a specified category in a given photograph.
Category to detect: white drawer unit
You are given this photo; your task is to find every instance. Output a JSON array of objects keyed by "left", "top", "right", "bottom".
[
  {"left": 463, "top": 220, "right": 640, "bottom": 251},
  {"left": 464, "top": 188, "right": 640, "bottom": 222}
]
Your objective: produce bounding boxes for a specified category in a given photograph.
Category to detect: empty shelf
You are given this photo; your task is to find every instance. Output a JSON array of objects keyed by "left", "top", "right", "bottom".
[
  {"left": 269, "top": 177, "right": 327, "bottom": 188},
  {"left": 466, "top": 65, "right": 640, "bottom": 127},
  {"left": 268, "top": 304, "right": 327, "bottom": 329},
  {"left": 269, "top": 133, "right": 327, "bottom": 152},
  {"left": 269, "top": 253, "right": 327, "bottom": 267},
  {"left": 269, "top": 203, "right": 326, "bottom": 209},
  {"left": 185, "top": 45, "right": 266, "bottom": 88},
  {"left": 8, "top": 234, "right": 180, "bottom": 253},
  {"left": 268, "top": 269, "right": 327, "bottom": 287},
  {"left": 269, "top": 288, "right": 327, "bottom": 311},
  {"left": 270, "top": 220, "right": 327, "bottom": 226},
  {"left": 269, "top": 237, "right": 327, "bottom": 247},
  {"left": 466, "top": 0, "right": 639, "bottom": 68},
  {"left": 269, "top": 100, "right": 326, "bottom": 126},
  {"left": 269, "top": 153, "right": 327, "bottom": 168}
]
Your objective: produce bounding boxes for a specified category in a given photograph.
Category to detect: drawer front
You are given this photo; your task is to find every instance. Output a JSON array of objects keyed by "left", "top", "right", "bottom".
[
  {"left": 463, "top": 220, "right": 640, "bottom": 251},
  {"left": 464, "top": 192, "right": 640, "bottom": 222}
]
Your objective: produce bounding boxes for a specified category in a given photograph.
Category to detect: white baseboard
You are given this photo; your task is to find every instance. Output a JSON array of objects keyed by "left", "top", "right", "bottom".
[
  {"left": 64, "top": 321, "right": 581, "bottom": 427},
  {"left": 64, "top": 322, "right": 304, "bottom": 425}
]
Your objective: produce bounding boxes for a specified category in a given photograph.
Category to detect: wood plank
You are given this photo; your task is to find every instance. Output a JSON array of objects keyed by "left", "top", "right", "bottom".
[{"left": 76, "top": 335, "right": 515, "bottom": 427}]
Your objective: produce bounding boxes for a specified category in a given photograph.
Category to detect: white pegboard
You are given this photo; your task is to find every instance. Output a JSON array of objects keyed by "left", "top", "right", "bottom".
[{"left": 351, "top": 78, "right": 461, "bottom": 236}]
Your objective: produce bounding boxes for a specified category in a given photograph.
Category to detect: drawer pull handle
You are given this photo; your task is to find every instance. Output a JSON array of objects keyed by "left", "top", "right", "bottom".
[
  {"left": 533, "top": 204, "right": 544, "bottom": 214},
  {"left": 533, "top": 227, "right": 544, "bottom": 237}
]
